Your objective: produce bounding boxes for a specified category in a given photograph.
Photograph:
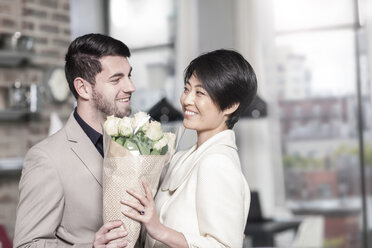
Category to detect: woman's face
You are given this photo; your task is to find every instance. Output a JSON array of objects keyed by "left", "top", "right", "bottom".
[{"left": 180, "top": 74, "right": 229, "bottom": 139}]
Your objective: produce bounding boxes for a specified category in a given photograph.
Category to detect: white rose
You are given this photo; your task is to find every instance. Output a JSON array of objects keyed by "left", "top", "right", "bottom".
[
  {"left": 132, "top": 112, "right": 150, "bottom": 130},
  {"left": 153, "top": 136, "right": 168, "bottom": 150},
  {"left": 118, "top": 117, "right": 132, "bottom": 136},
  {"left": 104, "top": 115, "right": 120, "bottom": 136},
  {"left": 145, "top": 121, "right": 163, "bottom": 141},
  {"left": 164, "top": 132, "right": 176, "bottom": 150},
  {"left": 140, "top": 122, "right": 150, "bottom": 132}
]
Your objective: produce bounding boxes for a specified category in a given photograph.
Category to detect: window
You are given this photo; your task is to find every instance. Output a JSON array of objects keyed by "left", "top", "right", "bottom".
[
  {"left": 109, "top": 0, "right": 176, "bottom": 111},
  {"left": 272, "top": 0, "right": 368, "bottom": 247}
]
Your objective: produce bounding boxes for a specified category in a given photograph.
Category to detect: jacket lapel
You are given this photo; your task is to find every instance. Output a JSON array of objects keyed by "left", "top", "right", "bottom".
[
  {"left": 160, "top": 146, "right": 196, "bottom": 192},
  {"left": 161, "top": 130, "right": 237, "bottom": 192},
  {"left": 64, "top": 113, "right": 103, "bottom": 187}
]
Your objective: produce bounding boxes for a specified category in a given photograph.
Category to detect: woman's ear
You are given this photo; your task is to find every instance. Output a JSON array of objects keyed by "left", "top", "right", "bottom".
[
  {"left": 224, "top": 102, "right": 240, "bottom": 115},
  {"left": 74, "top": 77, "right": 92, "bottom": 100}
]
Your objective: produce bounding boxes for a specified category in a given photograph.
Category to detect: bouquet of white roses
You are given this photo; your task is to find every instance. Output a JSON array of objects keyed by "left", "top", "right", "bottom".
[{"left": 102, "top": 112, "right": 176, "bottom": 247}]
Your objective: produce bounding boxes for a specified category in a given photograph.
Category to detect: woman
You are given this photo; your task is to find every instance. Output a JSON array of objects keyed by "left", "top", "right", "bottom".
[{"left": 122, "top": 49, "right": 257, "bottom": 248}]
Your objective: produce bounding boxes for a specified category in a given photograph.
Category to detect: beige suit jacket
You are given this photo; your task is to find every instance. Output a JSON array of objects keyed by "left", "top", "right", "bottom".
[
  {"left": 145, "top": 130, "right": 250, "bottom": 248},
  {"left": 14, "top": 112, "right": 103, "bottom": 247}
]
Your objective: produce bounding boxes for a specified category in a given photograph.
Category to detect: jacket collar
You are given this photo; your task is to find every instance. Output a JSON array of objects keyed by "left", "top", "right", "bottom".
[
  {"left": 65, "top": 112, "right": 103, "bottom": 187},
  {"left": 161, "top": 129, "right": 237, "bottom": 192}
]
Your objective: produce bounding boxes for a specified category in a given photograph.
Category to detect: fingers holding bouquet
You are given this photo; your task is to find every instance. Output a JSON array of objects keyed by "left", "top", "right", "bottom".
[
  {"left": 121, "top": 180, "right": 156, "bottom": 222},
  {"left": 121, "top": 181, "right": 165, "bottom": 240}
]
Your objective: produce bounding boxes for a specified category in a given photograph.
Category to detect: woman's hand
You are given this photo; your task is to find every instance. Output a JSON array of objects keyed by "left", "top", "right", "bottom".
[{"left": 121, "top": 181, "right": 166, "bottom": 241}]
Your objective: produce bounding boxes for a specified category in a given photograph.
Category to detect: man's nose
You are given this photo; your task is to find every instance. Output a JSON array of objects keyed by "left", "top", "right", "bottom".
[{"left": 122, "top": 78, "right": 135, "bottom": 93}]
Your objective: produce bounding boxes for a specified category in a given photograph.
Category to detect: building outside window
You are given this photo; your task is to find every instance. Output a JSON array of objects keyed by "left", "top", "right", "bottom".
[{"left": 272, "top": 0, "right": 372, "bottom": 247}]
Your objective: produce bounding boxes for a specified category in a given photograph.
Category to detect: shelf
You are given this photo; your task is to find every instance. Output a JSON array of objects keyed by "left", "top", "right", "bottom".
[
  {"left": 0, "top": 157, "right": 22, "bottom": 178},
  {"left": 0, "top": 50, "right": 34, "bottom": 67},
  {"left": 0, "top": 157, "right": 22, "bottom": 170},
  {"left": 0, "top": 109, "right": 37, "bottom": 121}
]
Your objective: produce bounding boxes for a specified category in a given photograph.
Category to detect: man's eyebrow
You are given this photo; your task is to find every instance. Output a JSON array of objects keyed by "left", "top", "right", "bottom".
[
  {"left": 109, "top": 67, "right": 132, "bottom": 79},
  {"left": 109, "top": 73, "right": 124, "bottom": 79}
]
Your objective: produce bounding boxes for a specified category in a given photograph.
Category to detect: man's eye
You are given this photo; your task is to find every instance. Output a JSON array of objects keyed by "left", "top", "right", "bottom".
[
  {"left": 110, "top": 79, "right": 120, "bottom": 84},
  {"left": 196, "top": 91, "right": 205, "bottom": 95},
  {"left": 184, "top": 87, "right": 189, "bottom": 92}
]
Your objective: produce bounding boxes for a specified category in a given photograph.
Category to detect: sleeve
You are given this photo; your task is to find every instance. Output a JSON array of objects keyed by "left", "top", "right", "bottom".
[
  {"left": 13, "top": 146, "right": 69, "bottom": 248},
  {"left": 182, "top": 154, "right": 250, "bottom": 248}
]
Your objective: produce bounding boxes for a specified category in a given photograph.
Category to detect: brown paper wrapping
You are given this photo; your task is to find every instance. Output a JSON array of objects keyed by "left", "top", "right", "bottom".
[{"left": 103, "top": 132, "right": 170, "bottom": 248}]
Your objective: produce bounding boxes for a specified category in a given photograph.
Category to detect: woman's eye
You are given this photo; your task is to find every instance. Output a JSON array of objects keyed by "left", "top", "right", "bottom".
[
  {"left": 196, "top": 91, "right": 205, "bottom": 95},
  {"left": 184, "top": 87, "right": 189, "bottom": 92}
]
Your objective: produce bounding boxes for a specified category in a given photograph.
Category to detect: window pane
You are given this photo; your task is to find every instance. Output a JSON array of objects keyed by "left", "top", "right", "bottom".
[
  {"left": 273, "top": 0, "right": 355, "bottom": 32},
  {"left": 276, "top": 29, "right": 356, "bottom": 98},
  {"left": 109, "top": 0, "right": 174, "bottom": 49},
  {"left": 108, "top": 0, "right": 176, "bottom": 113},
  {"left": 273, "top": 5, "right": 364, "bottom": 246}
]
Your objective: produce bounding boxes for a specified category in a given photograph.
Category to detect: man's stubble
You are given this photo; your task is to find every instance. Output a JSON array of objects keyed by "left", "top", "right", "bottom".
[{"left": 92, "top": 87, "right": 131, "bottom": 118}]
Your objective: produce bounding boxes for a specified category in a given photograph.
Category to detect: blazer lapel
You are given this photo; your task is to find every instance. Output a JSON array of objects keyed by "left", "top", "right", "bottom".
[
  {"left": 64, "top": 113, "right": 103, "bottom": 187},
  {"left": 160, "top": 146, "right": 197, "bottom": 192},
  {"left": 161, "top": 130, "right": 238, "bottom": 192}
]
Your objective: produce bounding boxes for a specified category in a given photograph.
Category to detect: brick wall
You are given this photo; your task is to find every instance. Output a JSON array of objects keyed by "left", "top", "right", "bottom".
[
  {"left": 0, "top": 0, "right": 71, "bottom": 65},
  {"left": 0, "top": 0, "right": 74, "bottom": 158},
  {"left": 0, "top": 0, "right": 74, "bottom": 241}
]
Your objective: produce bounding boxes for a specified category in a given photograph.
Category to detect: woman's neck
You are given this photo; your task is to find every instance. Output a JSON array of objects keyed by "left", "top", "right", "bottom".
[{"left": 196, "top": 127, "right": 228, "bottom": 148}]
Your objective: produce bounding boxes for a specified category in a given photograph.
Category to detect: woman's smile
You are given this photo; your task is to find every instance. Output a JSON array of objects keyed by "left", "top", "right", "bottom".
[{"left": 184, "top": 110, "right": 197, "bottom": 117}]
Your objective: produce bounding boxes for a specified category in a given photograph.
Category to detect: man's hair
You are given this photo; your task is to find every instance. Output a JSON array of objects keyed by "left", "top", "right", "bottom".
[
  {"left": 65, "top": 33, "right": 131, "bottom": 99},
  {"left": 184, "top": 49, "right": 257, "bottom": 129}
]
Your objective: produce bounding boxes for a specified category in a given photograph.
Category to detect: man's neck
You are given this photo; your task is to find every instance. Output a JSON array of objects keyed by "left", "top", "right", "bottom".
[{"left": 76, "top": 101, "right": 105, "bottom": 134}]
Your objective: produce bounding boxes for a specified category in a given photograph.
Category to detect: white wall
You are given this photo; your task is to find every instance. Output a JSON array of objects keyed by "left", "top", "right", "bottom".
[
  {"left": 70, "top": 0, "right": 106, "bottom": 40},
  {"left": 197, "top": 0, "right": 236, "bottom": 52}
]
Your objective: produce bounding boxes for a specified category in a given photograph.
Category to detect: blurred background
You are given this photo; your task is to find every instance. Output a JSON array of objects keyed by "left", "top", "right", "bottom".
[{"left": 1, "top": 0, "right": 372, "bottom": 247}]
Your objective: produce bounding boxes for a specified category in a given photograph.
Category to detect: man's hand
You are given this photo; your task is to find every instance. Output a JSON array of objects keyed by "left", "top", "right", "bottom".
[{"left": 93, "top": 220, "right": 128, "bottom": 248}]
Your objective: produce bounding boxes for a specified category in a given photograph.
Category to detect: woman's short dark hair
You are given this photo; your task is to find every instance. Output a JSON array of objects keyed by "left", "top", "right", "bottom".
[
  {"left": 65, "top": 33, "right": 131, "bottom": 99},
  {"left": 184, "top": 49, "right": 257, "bottom": 129}
]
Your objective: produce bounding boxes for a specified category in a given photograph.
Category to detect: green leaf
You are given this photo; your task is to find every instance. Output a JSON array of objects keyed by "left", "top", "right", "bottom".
[
  {"left": 137, "top": 142, "right": 151, "bottom": 155},
  {"left": 115, "top": 137, "right": 126, "bottom": 146},
  {"left": 160, "top": 145, "right": 168, "bottom": 155},
  {"left": 150, "top": 148, "right": 161, "bottom": 155},
  {"left": 124, "top": 139, "right": 139, "bottom": 151}
]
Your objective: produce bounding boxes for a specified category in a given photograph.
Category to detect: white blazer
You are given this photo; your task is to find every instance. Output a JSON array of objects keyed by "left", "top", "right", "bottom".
[{"left": 145, "top": 130, "right": 250, "bottom": 248}]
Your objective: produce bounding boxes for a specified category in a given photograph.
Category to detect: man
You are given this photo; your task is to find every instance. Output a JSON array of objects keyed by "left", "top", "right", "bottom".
[{"left": 14, "top": 33, "right": 135, "bottom": 247}]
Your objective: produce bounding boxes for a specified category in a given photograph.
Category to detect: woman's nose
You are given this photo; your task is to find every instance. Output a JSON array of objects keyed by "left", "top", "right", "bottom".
[{"left": 182, "top": 92, "right": 194, "bottom": 105}]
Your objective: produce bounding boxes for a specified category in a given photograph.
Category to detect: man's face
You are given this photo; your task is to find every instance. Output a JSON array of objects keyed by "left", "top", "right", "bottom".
[{"left": 92, "top": 56, "right": 135, "bottom": 118}]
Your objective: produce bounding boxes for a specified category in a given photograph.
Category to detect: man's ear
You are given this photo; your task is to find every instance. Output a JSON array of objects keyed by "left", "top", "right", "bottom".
[
  {"left": 74, "top": 77, "right": 92, "bottom": 100},
  {"left": 224, "top": 102, "right": 240, "bottom": 115}
]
